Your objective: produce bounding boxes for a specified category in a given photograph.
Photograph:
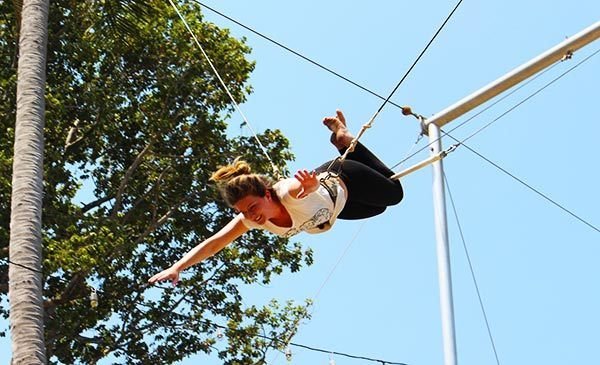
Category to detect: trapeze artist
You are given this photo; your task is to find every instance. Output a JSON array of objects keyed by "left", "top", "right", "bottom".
[{"left": 149, "top": 110, "right": 403, "bottom": 285}]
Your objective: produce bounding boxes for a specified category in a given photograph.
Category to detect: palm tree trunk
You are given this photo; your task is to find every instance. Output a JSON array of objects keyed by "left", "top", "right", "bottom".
[{"left": 9, "top": 0, "right": 49, "bottom": 363}]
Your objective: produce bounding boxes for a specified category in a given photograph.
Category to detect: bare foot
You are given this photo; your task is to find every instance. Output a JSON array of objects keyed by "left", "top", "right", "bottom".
[{"left": 323, "top": 110, "right": 353, "bottom": 149}]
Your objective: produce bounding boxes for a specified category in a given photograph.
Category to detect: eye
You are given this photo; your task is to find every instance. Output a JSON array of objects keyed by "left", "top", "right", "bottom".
[{"left": 248, "top": 205, "right": 257, "bottom": 214}]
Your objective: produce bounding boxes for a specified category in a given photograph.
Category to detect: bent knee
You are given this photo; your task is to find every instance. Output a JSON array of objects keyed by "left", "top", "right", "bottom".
[{"left": 389, "top": 183, "right": 404, "bottom": 205}]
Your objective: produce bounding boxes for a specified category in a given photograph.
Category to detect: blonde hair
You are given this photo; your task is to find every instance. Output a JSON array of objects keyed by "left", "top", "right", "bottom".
[{"left": 210, "top": 158, "right": 275, "bottom": 207}]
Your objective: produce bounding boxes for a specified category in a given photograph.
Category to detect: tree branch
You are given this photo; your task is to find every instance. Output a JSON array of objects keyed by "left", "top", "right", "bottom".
[
  {"left": 64, "top": 113, "right": 103, "bottom": 153},
  {"left": 133, "top": 194, "right": 193, "bottom": 246},
  {"left": 43, "top": 272, "right": 86, "bottom": 309},
  {"left": 81, "top": 194, "right": 114, "bottom": 213},
  {"left": 122, "top": 165, "right": 172, "bottom": 224},
  {"left": 114, "top": 287, "right": 196, "bottom": 353},
  {"left": 110, "top": 139, "right": 155, "bottom": 218},
  {"left": 76, "top": 334, "right": 106, "bottom": 345}
]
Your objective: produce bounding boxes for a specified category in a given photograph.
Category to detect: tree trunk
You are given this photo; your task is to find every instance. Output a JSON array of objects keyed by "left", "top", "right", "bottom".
[{"left": 9, "top": 0, "right": 49, "bottom": 363}]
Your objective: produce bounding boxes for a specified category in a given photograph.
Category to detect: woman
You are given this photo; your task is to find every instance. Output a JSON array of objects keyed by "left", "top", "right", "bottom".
[{"left": 148, "top": 110, "right": 403, "bottom": 285}]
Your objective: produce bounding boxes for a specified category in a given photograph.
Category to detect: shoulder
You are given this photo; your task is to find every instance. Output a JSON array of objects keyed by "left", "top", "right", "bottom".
[{"left": 274, "top": 178, "right": 300, "bottom": 199}]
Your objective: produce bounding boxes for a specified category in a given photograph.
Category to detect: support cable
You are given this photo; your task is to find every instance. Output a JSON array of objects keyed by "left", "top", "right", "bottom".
[
  {"left": 438, "top": 48, "right": 600, "bottom": 234},
  {"left": 270, "top": 222, "right": 366, "bottom": 364},
  {"left": 443, "top": 134, "right": 600, "bottom": 234},
  {"left": 369, "top": 0, "right": 464, "bottom": 119},
  {"left": 168, "top": 0, "right": 282, "bottom": 178},
  {"left": 443, "top": 173, "right": 501, "bottom": 365},
  {"left": 312, "top": 221, "right": 366, "bottom": 303},
  {"left": 447, "top": 47, "right": 600, "bottom": 147},
  {"left": 0, "top": 257, "right": 409, "bottom": 365},
  {"left": 390, "top": 60, "right": 562, "bottom": 171},
  {"left": 270, "top": 1, "right": 464, "bottom": 358},
  {"left": 194, "top": 0, "right": 461, "bottom": 114},
  {"left": 189, "top": 313, "right": 410, "bottom": 365},
  {"left": 391, "top": 47, "right": 597, "bottom": 172},
  {"left": 193, "top": 0, "right": 406, "bottom": 110},
  {"left": 327, "top": 0, "right": 463, "bottom": 171},
  {"left": 274, "top": 136, "right": 430, "bottom": 362},
  {"left": 198, "top": 0, "right": 465, "bottom": 356},
  {"left": 180, "top": 0, "right": 464, "bottom": 175},
  {"left": 393, "top": 49, "right": 600, "bottom": 234},
  {"left": 5, "top": 259, "right": 43, "bottom": 273}
]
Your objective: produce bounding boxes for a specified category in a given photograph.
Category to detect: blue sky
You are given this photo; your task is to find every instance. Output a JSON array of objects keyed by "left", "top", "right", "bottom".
[
  {"left": 3, "top": 1, "right": 600, "bottom": 364},
  {"left": 182, "top": 2, "right": 600, "bottom": 364}
]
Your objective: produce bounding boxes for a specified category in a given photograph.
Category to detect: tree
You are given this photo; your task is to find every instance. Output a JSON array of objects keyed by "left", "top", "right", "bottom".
[
  {"left": 8, "top": 0, "right": 49, "bottom": 363},
  {"left": 1, "top": 0, "right": 313, "bottom": 363}
]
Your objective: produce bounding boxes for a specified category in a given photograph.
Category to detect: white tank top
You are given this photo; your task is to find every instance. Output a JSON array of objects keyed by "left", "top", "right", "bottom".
[{"left": 240, "top": 175, "right": 347, "bottom": 237}]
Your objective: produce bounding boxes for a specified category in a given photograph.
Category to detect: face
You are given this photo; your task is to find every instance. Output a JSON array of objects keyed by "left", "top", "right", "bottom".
[{"left": 233, "top": 191, "right": 278, "bottom": 225}]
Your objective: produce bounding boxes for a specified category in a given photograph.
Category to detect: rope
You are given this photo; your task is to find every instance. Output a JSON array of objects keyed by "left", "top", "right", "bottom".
[
  {"left": 193, "top": 0, "right": 408, "bottom": 111},
  {"left": 188, "top": 314, "right": 410, "bottom": 364},
  {"left": 443, "top": 173, "right": 501, "bottom": 365},
  {"left": 271, "top": 222, "right": 366, "bottom": 363},
  {"left": 390, "top": 47, "right": 595, "bottom": 173},
  {"left": 272, "top": 0, "right": 465, "bottom": 354},
  {"left": 3, "top": 256, "right": 409, "bottom": 365},
  {"left": 327, "top": 0, "right": 463, "bottom": 172},
  {"left": 389, "top": 61, "right": 562, "bottom": 171},
  {"left": 444, "top": 134, "right": 600, "bottom": 234},
  {"left": 167, "top": 0, "right": 282, "bottom": 178},
  {"left": 5, "top": 259, "right": 43, "bottom": 273},
  {"left": 312, "top": 222, "right": 366, "bottom": 302},
  {"left": 386, "top": 49, "right": 600, "bottom": 235}
]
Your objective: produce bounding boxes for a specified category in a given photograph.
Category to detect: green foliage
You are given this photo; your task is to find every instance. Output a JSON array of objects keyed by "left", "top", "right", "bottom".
[{"left": 0, "top": 0, "right": 313, "bottom": 363}]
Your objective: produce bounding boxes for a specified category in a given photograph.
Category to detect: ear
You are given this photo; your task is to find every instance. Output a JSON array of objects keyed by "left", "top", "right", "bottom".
[{"left": 265, "top": 189, "right": 272, "bottom": 200}]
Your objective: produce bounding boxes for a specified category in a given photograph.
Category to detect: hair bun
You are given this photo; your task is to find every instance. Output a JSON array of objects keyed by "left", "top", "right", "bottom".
[{"left": 210, "top": 158, "right": 252, "bottom": 182}]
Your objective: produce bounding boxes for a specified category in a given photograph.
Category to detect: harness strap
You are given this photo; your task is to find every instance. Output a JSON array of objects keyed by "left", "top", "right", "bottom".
[
  {"left": 320, "top": 180, "right": 338, "bottom": 205},
  {"left": 317, "top": 174, "right": 339, "bottom": 230}
]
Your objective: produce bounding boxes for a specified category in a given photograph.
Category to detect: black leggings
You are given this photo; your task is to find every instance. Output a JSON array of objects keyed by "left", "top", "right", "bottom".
[{"left": 315, "top": 142, "right": 403, "bottom": 220}]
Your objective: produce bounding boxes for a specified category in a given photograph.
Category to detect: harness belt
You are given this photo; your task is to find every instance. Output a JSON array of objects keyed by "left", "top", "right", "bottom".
[{"left": 317, "top": 174, "right": 339, "bottom": 230}]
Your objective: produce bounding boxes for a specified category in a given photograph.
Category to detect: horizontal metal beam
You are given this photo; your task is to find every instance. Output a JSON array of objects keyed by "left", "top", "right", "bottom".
[{"left": 426, "top": 20, "right": 600, "bottom": 129}]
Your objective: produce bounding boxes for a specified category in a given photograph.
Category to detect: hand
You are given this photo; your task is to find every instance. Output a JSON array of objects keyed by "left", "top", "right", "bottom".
[
  {"left": 148, "top": 266, "right": 181, "bottom": 286},
  {"left": 294, "top": 169, "right": 319, "bottom": 199}
]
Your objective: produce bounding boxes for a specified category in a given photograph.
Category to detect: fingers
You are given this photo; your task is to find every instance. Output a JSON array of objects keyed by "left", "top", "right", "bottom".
[
  {"left": 294, "top": 169, "right": 318, "bottom": 199},
  {"left": 148, "top": 269, "right": 179, "bottom": 285},
  {"left": 148, "top": 273, "right": 161, "bottom": 284},
  {"left": 294, "top": 169, "right": 316, "bottom": 182}
]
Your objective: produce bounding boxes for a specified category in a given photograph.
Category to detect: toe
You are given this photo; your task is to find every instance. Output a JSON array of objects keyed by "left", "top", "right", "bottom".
[{"left": 336, "top": 110, "right": 346, "bottom": 126}]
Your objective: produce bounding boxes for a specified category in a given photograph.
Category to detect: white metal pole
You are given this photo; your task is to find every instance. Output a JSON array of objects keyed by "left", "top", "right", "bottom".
[
  {"left": 428, "top": 122, "right": 457, "bottom": 365},
  {"left": 390, "top": 152, "right": 445, "bottom": 180},
  {"left": 415, "top": 20, "right": 600, "bottom": 365},
  {"left": 427, "top": 20, "right": 600, "bottom": 129}
]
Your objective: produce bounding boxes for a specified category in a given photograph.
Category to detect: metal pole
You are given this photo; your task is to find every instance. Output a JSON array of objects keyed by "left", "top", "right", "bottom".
[
  {"left": 428, "top": 122, "right": 457, "bottom": 365},
  {"left": 427, "top": 20, "right": 600, "bottom": 129},
  {"left": 390, "top": 152, "right": 445, "bottom": 180},
  {"left": 417, "top": 20, "right": 600, "bottom": 365}
]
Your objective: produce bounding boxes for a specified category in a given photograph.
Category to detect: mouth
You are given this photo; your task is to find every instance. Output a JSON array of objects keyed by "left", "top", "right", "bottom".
[{"left": 255, "top": 215, "right": 263, "bottom": 224}]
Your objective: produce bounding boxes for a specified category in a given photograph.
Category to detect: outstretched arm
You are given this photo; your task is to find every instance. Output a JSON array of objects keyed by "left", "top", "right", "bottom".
[{"left": 148, "top": 214, "right": 249, "bottom": 285}]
